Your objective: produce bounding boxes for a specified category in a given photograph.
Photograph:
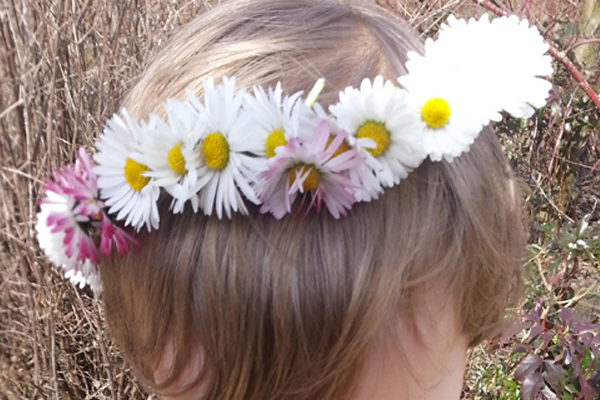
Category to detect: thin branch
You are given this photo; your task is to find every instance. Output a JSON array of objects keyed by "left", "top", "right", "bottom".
[
  {"left": 472, "top": 0, "right": 600, "bottom": 116},
  {"left": 547, "top": 47, "right": 600, "bottom": 113},
  {"left": 473, "top": 0, "right": 508, "bottom": 16},
  {"left": 566, "top": 38, "right": 600, "bottom": 54},
  {"left": 548, "top": 83, "right": 577, "bottom": 181}
]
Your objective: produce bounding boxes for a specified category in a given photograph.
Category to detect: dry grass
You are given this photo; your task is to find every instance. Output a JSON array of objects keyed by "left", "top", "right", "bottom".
[
  {"left": 1, "top": 2, "right": 209, "bottom": 398},
  {"left": 0, "top": 0, "right": 597, "bottom": 399}
]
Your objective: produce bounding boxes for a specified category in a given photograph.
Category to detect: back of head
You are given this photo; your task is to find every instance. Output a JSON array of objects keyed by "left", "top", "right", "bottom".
[{"left": 100, "top": 1, "right": 525, "bottom": 399}]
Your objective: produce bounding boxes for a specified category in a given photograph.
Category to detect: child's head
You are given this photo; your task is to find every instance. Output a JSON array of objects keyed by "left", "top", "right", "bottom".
[{"left": 99, "top": 0, "right": 525, "bottom": 398}]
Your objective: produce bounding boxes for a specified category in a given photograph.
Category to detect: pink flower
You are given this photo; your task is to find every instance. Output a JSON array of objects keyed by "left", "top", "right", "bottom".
[
  {"left": 313, "top": 103, "right": 383, "bottom": 202},
  {"left": 46, "top": 206, "right": 99, "bottom": 264},
  {"left": 100, "top": 218, "right": 138, "bottom": 259},
  {"left": 36, "top": 147, "right": 138, "bottom": 292},
  {"left": 60, "top": 147, "right": 103, "bottom": 219},
  {"left": 37, "top": 187, "right": 102, "bottom": 291},
  {"left": 257, "top": 120, "right": 364, "bottom": 219},
  {"left": 40, "top": 148, "right": 103, "bottom": 269}
]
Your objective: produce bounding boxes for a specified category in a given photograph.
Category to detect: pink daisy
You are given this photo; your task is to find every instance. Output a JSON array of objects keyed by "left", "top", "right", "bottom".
[
  {"left": 313, "top": 103, "right": 383, "bottom": 202},
  {"left": 100, "top": 218, "right": 138, "bottom": 259},
  {"left": 36, "top": 148, "right": 137, "bottom": 292},
  {"left": 257, "top": 120, "right": 364, "bottom": 219},
  {"left": 37, "top": 149, "right": 103, "bottom": 291},
  {"left": 52, "top": 147, "right": 103, "bottom": 219}
]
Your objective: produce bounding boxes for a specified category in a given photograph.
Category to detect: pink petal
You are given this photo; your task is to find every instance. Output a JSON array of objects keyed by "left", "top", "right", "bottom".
[{"left": 311, "top": 120, "right": 331, "bottom": 153}]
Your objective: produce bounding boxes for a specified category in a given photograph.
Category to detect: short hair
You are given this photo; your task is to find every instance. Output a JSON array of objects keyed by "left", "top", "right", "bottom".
[{"left": 100, "top": 0, "right": 525, "bottom": 398}]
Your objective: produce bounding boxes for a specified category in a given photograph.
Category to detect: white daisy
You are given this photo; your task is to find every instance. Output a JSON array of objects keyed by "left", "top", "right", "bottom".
[
  {"left": 243, "top": 82, "right": 318, "bottom": 159},
  {"left": 398, "top": 61, "right": 485, "bottom": 162},
  {"left": 398, "top": 14, "right": 552, "bottom": 162},
  {"left": 186, "top": 77, "right": 263, "bottom": 219},
  {"left": 93, "top": 110, "right": 160, "bottom": 231},
  {"left": 434, "top": 14, "right": 553, "bottom": 120},
  {"left": 329, "top": 76, "right": 424, "bottom": 187},
  {"left": 134, "top": 99, "right": 204, "bottom": 214}
]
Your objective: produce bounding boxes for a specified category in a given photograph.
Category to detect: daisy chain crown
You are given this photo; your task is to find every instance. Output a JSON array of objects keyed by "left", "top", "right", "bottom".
[{"left": 36, "top": 14, "right": 554, "bottom": 292}]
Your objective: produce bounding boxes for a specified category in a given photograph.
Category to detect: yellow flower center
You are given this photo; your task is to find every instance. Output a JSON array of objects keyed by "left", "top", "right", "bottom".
[
  {"left": 202, "top": 132, "right": 229, "bottom": 170},
  {"left": 356, "top": 121, "right": 390, "bottom": 157},
  {"left": 124, "top": 157, "right": 150, "bottom": 192},
  {"left": 421, "top": 97, "right": 451, "bottom": 129},
  {"left": 167, "top": 144, "right": 187, "bottom": 176},
  {"left": 288, "top": 165, "right": 320, "bottom": 192},
  {"left": 326, "top": 136, "right": 350, "bottom": 160},
  {"left": 265, "top": 129, "right": 287, "bottom": 158}
]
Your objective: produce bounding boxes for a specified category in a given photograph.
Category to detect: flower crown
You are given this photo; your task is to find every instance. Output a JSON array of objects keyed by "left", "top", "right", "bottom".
[{"left": 36, "top": 14, "right": 553, "bottom": 292}]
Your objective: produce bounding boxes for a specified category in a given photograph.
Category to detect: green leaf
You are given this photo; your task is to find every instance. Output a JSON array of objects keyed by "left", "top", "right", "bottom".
[
  {"left": 503, "top": 379, "right": 518, "bottom": 389},
  {"left": 580, "top": 348, "right": 592, "bottom": 370},
  {"left": 565, "top": 383, "right": 578, "bottom": 394}
]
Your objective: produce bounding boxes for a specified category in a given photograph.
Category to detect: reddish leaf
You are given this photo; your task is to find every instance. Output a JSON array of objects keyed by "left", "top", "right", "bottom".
[
  {"left": 502, "top": 320, "right": 533, "bottom": 342},
  {"left": 589, "top": 366, "right": 600, "bottom": 393},
  {"left": 591, "top": 345, "right": 600, "bottom": 359},
  {"left": 516, "top": 354, "right": 543, "bottom": 382},
  {"left": 541, "top": 331, "right": 554, "bottom": 350},
  {"left": 525, "top": 304, "right": 542, "bottom": 325},
  {"left": 579, "top": 375, "right": 597, "bottom": 400},
  {"left": 555, "top": 346, "right": 566, "bottom": 363},
  {"left": 514, "top": 344, "right": 527, "bottom": 353},
  {"left": 559, "top": 308, "right": 574, "bottom": 326},
  {"left": 540, "top": 389, "right": 559, "bottom": 400},
  {"left": 565, "top": 344, "right": 574, "bottom": 366},
  {"left": 580, "top": 332, "right": 593, "bottom": 347},
  {"left": 543, "top": 360, "right": 566, "bottom": 393},
  {"left": 522, "top": 372, "right": 544, "bottom": 400},
  {"left": 527, "top": 325, "right": 543, "bottom": 343},
  {"left": 576, "top": 321, "right": 600, "bottom": 334}
]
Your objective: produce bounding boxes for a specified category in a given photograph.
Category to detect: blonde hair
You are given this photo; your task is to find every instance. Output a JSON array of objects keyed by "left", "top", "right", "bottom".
[{"left": 100, "top": 0, "right": 525, "bottom": 398}]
